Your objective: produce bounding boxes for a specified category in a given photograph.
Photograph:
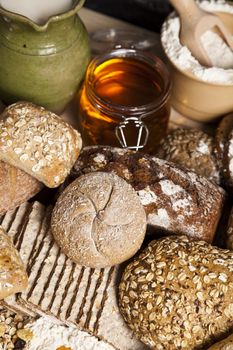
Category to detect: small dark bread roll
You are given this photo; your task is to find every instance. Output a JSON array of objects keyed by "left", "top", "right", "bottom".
[
  {"left": 223, "top": 128, "right": 233, "bottom": 194},
  {"left": 51, "top": 172, "right": 147, "bottom": 268},
  {"left": 0, "top": 160, "right": 43, "bottom": 215},
  {"left": 215, "top": 113, "right": 233, "bottom": 167},
  {"left": 215, "top": 113, "right": 233, "bottom": 194},
  {"left": 226, "top": 206, "right": 233, "bottom": 250},
  {"left": 119, "top": 235, "right": 233, "bottom": 350},
  {"left": 156, "top": 128, "right": 220, "bottom": 184}
]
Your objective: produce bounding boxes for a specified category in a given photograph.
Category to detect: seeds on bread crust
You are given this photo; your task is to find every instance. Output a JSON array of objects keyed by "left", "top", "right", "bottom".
[
  {"left": 119, "top": 236, "right": 233, "bottom": 350},
  {"left": 156, "top": 128, "right": 220, "bottom": 184},
  {"left": 0, "top": 102, "right": 82, "bottom": 188}
]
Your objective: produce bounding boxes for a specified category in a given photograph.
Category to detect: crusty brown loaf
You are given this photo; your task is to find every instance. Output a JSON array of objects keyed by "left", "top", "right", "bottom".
[
  {"left": 0, "top": 102, "right": 82, "bottom": 188},
  {"left": 51, "top": 172, "right": 147, "bottom": 268},
  {"left": 72, "top": 146, "right": 225, "bottom": 243},
  {"left": 0, "top": 160, "right": 43, "bottom": 215},
  {"left": 0, "top": 226, "right": 28, "bottom": 300},
  {"left": 119, "top": 235, "right": 233, "bottom": 350},
  {"left": 156, "top": 128, "right": 220, "bottom": 184}
]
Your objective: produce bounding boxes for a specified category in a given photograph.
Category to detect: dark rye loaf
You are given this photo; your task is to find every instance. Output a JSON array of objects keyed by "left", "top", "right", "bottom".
[{"left": 71, "top": 146, "right": 225, "bottom": 243}]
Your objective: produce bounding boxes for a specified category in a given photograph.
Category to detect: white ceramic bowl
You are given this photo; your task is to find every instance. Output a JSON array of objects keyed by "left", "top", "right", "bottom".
[{"left": 161, "top": 12, "right": 233, "bottom": 123}]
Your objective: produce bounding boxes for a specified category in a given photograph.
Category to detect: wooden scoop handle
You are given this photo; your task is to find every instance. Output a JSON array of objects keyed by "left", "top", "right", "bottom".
[{"left": 169, "top": 0, "right": 204, "bottom": 22}]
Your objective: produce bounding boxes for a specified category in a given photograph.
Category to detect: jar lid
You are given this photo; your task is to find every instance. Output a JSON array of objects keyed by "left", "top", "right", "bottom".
[{"left": 90, "top": 28, "right": 158, "bottom": 55}]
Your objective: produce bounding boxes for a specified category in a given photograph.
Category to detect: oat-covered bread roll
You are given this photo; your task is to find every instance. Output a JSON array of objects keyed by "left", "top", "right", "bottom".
[
  {"left": 0, "top": 160, "right": 43, "bottom": 215},
  {"left": 72, "top": 146, "right": 225, "bottom": 243},
  {"left": 119, "top": 235, "right": 233, "bottom": 350},
  {"left": 0, "top": 226, "right": 28, "bottom": 299},
  {"left": 51, "top": 172, "right": 147, "bottom": 268},
  {"left": 156, "top": 128, "right": 220, "bottom": 184},
  {"left": 0, "top": 102, "right": 82, "bottom": 188},
  {"left": 208, "top": 334, "right": 233, "bottom": 349}
]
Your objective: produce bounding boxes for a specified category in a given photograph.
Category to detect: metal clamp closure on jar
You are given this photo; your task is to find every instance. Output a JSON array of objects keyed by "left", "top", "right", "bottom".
[{"left": 116, "top": 116, "right": 149, "bottom": 151}]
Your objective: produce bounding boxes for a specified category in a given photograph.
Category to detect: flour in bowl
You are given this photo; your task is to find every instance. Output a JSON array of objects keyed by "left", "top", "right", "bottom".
[{"left": 161, "top": 0, "right": 233, "bottom": 84}]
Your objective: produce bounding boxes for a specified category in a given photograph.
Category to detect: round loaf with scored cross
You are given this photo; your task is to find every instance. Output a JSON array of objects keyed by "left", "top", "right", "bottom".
[
  {"left": 71, "top": 146, "right": 225, "bottom": 243},
  {"left": 119, "top": 235, "right": 233, "bottom": 350},
  {"left": 0, "top": 101, "right": 82, "bottom": 188},
  {"left": 51, "top": 171, "right": 147, "bottom": 268}
]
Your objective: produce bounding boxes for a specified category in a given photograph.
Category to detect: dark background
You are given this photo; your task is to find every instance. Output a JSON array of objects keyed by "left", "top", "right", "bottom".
[{"left": 84, "top": 0, "right": 172, "bottom": 33}]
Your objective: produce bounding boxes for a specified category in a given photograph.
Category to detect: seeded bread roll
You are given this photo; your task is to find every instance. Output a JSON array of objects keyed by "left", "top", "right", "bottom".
[
  {"left": 119, "top": 235, "right": 233, "bottom": 350},
  {"left": 0, "top": 160, "right": 43, "bottom": 215},
  {"left": 72, "top": 146, "right": 225, "bottom": 243},
  {"left": 51, "top": 172, "right": 147, "bottom": 268},
  {"left": 0, "top": 226, "right": 28, "bottom": 299},
  {"left": 0, "top": 102, "right": 82, "bottom": 188},
  {"left": 156, "top": 128, "right": 220, "bottom": 184}
]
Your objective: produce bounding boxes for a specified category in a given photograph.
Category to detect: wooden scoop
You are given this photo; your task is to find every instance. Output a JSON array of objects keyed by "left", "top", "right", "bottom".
[{"left": 170, "top": 0, "right": 233, "bottom": 67}]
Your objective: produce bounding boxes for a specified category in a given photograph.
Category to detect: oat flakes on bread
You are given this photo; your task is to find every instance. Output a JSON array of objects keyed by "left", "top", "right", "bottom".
[
  {"left": 119, "top": 235, "right": 233, "bottom": 350},
  {"left": 0, "top": 160, "right": 43, "bottom": 215},
  {"left": 0, "top": 226, "right": 28, "bottom": 300},
  {"left": 0, "top": 102, "right": 82, "bottom": 188},
  {"left": 51, "top": 172, "right": 147, "bottom": 268},
  {"left": 72, "top": 146, "right": 225, "bottom": 243},
  {"left": 156, "top": 128, "right": 220, "bottom": 184}
]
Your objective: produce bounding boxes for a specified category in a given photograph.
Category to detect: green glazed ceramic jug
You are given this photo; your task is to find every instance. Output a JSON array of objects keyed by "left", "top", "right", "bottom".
[{"left": 0, "top": 0, "right": 90, "bottom": 113}]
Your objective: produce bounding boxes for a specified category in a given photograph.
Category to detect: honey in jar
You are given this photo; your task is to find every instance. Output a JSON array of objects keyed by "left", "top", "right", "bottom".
[{"left": 78, "top": 48, "right": 171, "bottom": 154}]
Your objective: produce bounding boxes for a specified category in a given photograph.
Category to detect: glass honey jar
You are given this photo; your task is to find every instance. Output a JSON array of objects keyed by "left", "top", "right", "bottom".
[{"left": 78, "top": 48, "right": 171, "bottom": 154}]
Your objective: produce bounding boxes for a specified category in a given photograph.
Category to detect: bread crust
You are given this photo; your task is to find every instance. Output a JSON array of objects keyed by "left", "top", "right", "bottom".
[
  {"left": 0, "top": 226, "right": 28, "bottom": 300},
  {"left": 0, "top": 102, "right": 82, "bottom": 188},
  {"left": 72, "top": 146, "right": 225, "bottom": 243},
  {"left": 51, "top": 172, "right": 147, "bottom": 268},
  {"left": 0, "top": 160, "right": 43, "bottom": 215},
  {"left": 226, "top": 206, "right": 233, "bottom": 250},
  {"left": 215, "top": 113, "right": 233, "bottom": 194},
  {"left": 207, "top": 334, "right": 233, "bottom": 349},
  {"left": 156, "top": 128, "right": 220, "bottom": 184},
  {"left": 119, "top": 236, "right": 233, "bottom": 350}
]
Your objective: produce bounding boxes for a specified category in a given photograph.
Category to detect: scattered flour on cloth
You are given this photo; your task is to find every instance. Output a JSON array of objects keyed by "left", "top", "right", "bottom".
[{"left": 25, "top": 317, "right": 115, "bottom": 350}]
